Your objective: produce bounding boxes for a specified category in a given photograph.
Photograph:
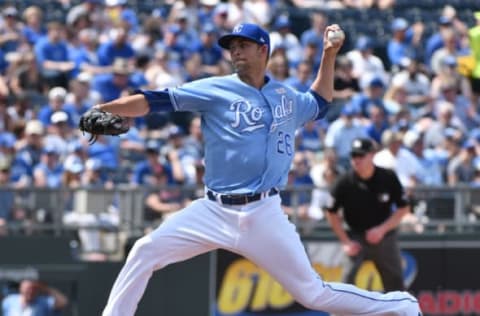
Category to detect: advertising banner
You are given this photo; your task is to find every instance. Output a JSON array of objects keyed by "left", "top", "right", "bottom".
[
  {"left": 215, "top": 240, "right": 480, "bottom": 316},
  {"left": 215, "top": 242, "right": 367, "bottom": 316}
]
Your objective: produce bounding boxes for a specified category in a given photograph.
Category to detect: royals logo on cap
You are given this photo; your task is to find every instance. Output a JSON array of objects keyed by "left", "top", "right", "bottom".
[
  {"left": 233, "top": 24, "right": 243, "bottom": 34},
  {"left": 218, "top": 23, "right": 270, "bottom": 51}
]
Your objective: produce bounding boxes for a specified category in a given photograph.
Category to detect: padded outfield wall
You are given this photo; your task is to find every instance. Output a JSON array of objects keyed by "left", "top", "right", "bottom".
[{"left": 1, "top": 234, "right": 480, "bottom": 316}]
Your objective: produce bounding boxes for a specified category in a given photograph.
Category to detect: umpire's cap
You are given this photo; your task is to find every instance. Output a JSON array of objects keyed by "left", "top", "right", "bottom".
[
  {"left": 350, "top": 138, "right": 376, "bottom": 155},
  {"left": 218, "top": 23, "right": 270, "bottom": 51}
]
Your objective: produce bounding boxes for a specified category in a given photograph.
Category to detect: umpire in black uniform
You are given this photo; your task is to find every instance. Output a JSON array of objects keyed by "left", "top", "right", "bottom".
[{"left": 325, "top": 137, "right": 409, "bottom": 291}]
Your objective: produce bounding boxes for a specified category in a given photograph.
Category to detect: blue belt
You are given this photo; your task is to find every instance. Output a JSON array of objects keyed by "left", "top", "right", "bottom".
[{"left": 206, "top": 188, "right": 279, "bottom": 205}]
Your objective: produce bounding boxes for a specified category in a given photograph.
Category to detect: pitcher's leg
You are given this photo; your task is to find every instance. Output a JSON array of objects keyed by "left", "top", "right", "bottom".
[
  {"left": 236, "top": 197, "right": 420, "bottom": 315},
  {"left": 103, "top": 199, "right": 230, "bottom": 316}
]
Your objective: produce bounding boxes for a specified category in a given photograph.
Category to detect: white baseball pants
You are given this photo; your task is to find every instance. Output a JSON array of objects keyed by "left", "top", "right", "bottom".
[{"left": 102, "top": 195, "right": 421, "bottom": 316}]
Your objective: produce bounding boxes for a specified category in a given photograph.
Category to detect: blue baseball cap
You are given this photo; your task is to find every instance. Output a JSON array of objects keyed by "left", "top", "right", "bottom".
[
  {"left": 167, "top": 24, "right": 181, "bottom": 35},
  {"left": 438, "top": 16, "right": 452, "bottom": 25},
  {"left": 0, "top": 133, "right": 15, "bottom": 148},
  {"left": 341, "top": 103, "right": 359, "bottom": 116},
  {"left": 462, "top": 138, "right": 476, "bottom": 149},
  {"left": 368, "top": 76, "right": 385, "bottom": 88},
  {"left": 202, "top": 23, "right": 217, "bottom": 34},
  {"left": 273, "top": 15, "right": 290, "bottom": 30},
  {"left": 442, "top": 55, "right": 457, "bottom": 66},
  {"left": 356, "top": 36, "right": 373, "bottom": 51},
  {"left": 303, "top": 32, "right": 320, "bottom": 46},
  {"left": 218, "top": 23, "right": 270, "bottom": 51},
  {"left": 444, "top": 127, "right": 459, "bottom": 139},
  {"left": 43, "top": 144, "right": 59, "bottom": 155},
  {"left": 391, "top": 18, "right": 408, "bottom": 31}
]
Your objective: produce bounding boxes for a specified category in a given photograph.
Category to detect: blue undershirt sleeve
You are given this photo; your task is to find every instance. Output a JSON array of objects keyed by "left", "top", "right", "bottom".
[
  {"left": 308, "top": 89, "right": 330, "bottom": 120},
  {"left": 135, "top": 89, "right": 175, "bottom": 113}
]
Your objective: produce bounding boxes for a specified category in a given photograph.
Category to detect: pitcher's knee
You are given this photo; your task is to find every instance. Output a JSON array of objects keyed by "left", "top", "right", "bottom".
[
  {"left": 128, "top": 235, "right": 156, "bottom": 259},
  {"left": 293, "top": 288, "right": 326, "bottom": 310}
]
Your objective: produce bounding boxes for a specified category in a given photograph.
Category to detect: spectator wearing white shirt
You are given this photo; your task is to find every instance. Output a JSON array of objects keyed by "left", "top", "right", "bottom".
[
  {"left": 373, "top": 129, "right": 424, "bottom": 188},
  {"left": 390, "top": 58, "right": 431, "bottom": 108},
  {"left": 269, "top": 15, "right": 303, "bottom": 68},
  {"left": 346, "top": 36, "right": 388, "bottom": 88},
  {"left": 402, "top": 129, "right": 446, "bottom": 186},
  {"left": 423, "top": 101, "right": 465, "bottom": 149}
]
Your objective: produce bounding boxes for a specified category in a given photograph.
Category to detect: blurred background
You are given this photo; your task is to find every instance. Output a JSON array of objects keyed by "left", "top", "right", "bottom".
[{"left": 0, "top": 0, "right": 480, "bottom": 315}]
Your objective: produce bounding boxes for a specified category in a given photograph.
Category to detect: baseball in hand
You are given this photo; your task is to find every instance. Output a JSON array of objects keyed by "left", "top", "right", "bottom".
[{"left": 327, "top": 29, "right": 345, "bottom": 43}]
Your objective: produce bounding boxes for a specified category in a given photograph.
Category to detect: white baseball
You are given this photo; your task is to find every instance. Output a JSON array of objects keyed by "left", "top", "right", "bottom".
[{"left": 327, "top": 29, "right": 345, "bottom": 42}]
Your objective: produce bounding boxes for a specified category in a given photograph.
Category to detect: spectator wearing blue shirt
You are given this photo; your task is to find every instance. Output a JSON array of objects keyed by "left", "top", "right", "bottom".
[
  {"left": 87, "top": 135, "right": 119, "bottom": 171},
  {"left": 300, "top": 36, "right": 322, "bottom": 77},
  {"left": 13, "top": 120, "right": 45, "bottom": 187},
  {"left": 130, "top": 54, "right": 150, "bottom": 88},
  {"left": 284, "top": 60, "right": 314, "bottom": 93},
  {"left": 365, "top": 104, "right": 390, "bottom": 144},
  {"left": 118, "top": 5, "right": 140, "bottom": 35},
  {"left": 0, "top": 49, "right": 7, "bottom": 75},
  {"left": 2, "top": 279, "right": 68, "bottom": 316},
  {"left": 174, "top": 11, "right": 201, "bottom": 53},
  {"left": 91, "top": 58, "right": 139, "bottom": 102},
  {"left": 300, "top": 11, "right": 327, "bottom": 70},
  {"left": 198, "top": 0, "right": 220, "bottom": 25},
  {"left": 324, "top": 104, "right": 368, "bottom": 169},
  {"left": 350, "top": 76, "right": 386, "bottom": 118},
  {"left": 210, "top": 4, "right": 231, "bottom": 37},
  {"left": 281, "top": 152, "right": 315, "bottom": 220},
  {"left": 158, "top": 23, "right": 193, "bottom": 72},
  {"left": 81, "top": 157, "right": 112, "bottom": 188},
  {"left": 33, "top": 145, "right": 64, "bottom": 188},
  {"left": 296, "top": 120, "right": 323, "bottom": 153},
  {"left": 0, "top": 132, "right": 15, "bottom": 160},
  {"left": 192, "top": 23, "right": 224, "bottom": 77},
  {"left": 38, "top": 87, "right": 72, "bottom": 127},
  {"left": 34, "top": 21, "right": 75, "bottom": 89},
  {"left": 69, "top": 28, "right": 108, "bottom": 77},
  {"left": 97, "top": 26, "right": 135, "bottom": 66},
  {"left": 132, "top": 140, "right": 174, "bottom": 186},
  {"left": 21, "top": 6, "right": 46, "bottom": 47},
  {"left": 387, "top": 18, "right": 424, "bottom": 68}
]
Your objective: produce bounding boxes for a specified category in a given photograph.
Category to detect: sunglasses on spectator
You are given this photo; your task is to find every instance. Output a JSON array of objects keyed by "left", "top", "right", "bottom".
[{"left": 350, "top": 152, "right": 367, "bottom": 158}]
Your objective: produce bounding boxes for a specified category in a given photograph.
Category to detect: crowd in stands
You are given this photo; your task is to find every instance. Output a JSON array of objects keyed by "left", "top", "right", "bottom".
[{"left": 0, "top": 0, "right": 479, "bottom": 238}]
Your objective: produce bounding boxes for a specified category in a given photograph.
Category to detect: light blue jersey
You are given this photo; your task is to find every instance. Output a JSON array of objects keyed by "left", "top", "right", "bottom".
[{"left": 143, "top": 74, "right": 328, "bottom": 194}]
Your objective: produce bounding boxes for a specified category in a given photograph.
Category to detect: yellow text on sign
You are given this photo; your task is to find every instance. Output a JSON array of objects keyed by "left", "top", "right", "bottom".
[{"left": 217, "top": 259, "right": 354, "bottom": 314}]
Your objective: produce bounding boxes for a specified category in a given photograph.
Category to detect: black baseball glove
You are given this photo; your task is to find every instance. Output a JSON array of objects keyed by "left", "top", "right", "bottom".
[{"left": 79, "top": 108, "right": 130, "bottom": 144}]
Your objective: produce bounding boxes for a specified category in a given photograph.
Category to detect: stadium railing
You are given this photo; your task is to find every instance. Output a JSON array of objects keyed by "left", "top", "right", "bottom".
[{"left": 1, "top": 184, "right": 479, "bottom": 257}]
